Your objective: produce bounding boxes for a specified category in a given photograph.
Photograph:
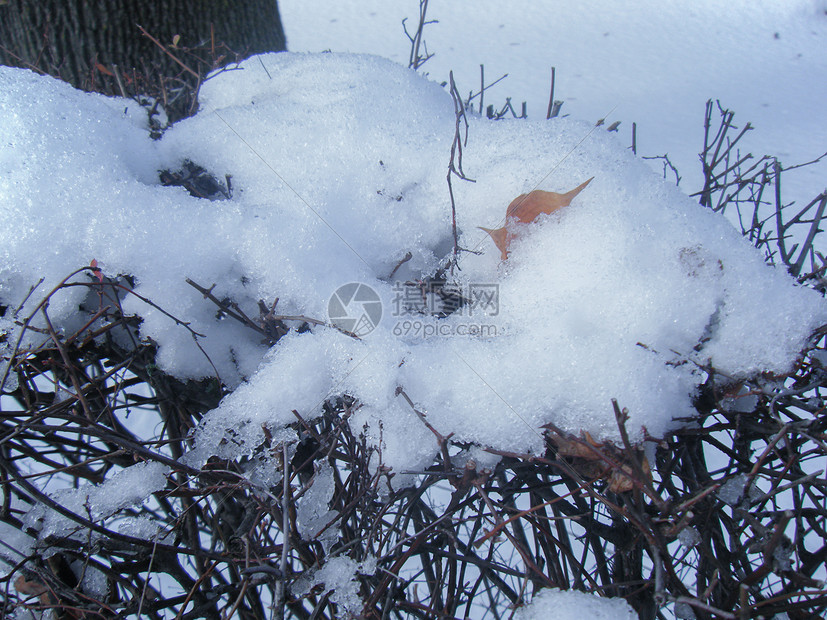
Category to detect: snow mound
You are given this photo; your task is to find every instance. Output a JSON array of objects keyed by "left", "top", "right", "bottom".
[{"left": 1, "top": 52, "right": 824, "bottom": 477}]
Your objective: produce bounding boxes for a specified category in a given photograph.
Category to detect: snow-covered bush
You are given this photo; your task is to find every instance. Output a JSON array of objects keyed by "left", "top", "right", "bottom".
[{"left": 1, "top": 50, "right": 826, "bottom": 619}]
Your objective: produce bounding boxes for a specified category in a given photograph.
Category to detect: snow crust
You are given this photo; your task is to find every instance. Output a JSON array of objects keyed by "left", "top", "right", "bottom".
[
  {"left": 678, "top": 526, "right": 701, "bottom": 549},
  {"left": 513, "top": 588, "right": 637, "bottom": 620},
  {"left": 297, "top": 462, "right": 339, "bottom": 549},
  {"left": 1, "top": 52, "right": 825, "bottom": 479},
  {"left": 717, "top": 473, "right": 752, "bottom": 506},
  {"left": 310, "top": 555, "right": 377, "bottom": 616},
  {"left": 23, "top": 461, "right": 169, "bottom": 541},
  {"left": 0, "top": 508, "right": 35, "bottom": 569}
]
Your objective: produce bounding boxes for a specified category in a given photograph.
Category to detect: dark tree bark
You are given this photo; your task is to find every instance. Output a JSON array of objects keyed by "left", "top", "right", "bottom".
[{"left": 0, "top": 0, "right": 286, "bottom": 118}]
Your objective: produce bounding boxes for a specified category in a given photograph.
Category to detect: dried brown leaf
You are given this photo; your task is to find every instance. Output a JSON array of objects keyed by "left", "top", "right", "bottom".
[
  {"left": 507, "top": 178, "right": 593, "bottom": 223},
  {"left": 480, "top": 178, "right": 593, "bottom": 260},
  {"left": 546, "top": 427, "right": 652, "bottom": 493}
]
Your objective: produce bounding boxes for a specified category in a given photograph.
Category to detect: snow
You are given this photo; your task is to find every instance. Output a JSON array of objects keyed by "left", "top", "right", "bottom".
[
  {"left": 23, "top": 461, "right": 169, "bottom": 541},
  {"left": 512, "top": 588, "right": 637, "bottom": 620},
  {"left": 296, "top": 462, "right": 339, "bottom": 549},
  {"left": 678, "top": 526, "right": 702, "bottom": 549},
  {"left": 675, "top": 601, "right": 698, "bottom": 619},
  {"left": 0, "top": 517, "right": 35, "bottom": 568},
  {"left": 78, "top": 562, "right": 109, "bottom": 598},
  {"left": 279, "top": 0, "right": 827, "bottom": 203},
  {"left": 716, "top": 473, "right": 764, "bottom": 507},
  {"left": 309, "top": 555, "right": 377, "bottom": 617},
  {"left": 1, "top": 52, "right": 825, "bottom": 482},
  {"left": 720, "top": 385, "right": 760, "bottom": 413}
]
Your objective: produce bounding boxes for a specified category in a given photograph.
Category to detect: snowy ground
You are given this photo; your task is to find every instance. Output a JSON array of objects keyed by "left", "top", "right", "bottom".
[{"left": 280, "top": 0, "right": 827, "bottom": 202}]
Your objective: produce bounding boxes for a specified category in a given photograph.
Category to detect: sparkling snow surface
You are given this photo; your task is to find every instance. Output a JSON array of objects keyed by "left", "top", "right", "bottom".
[{"left": 1, "top": 53, "right": 825, "bottom": 480}]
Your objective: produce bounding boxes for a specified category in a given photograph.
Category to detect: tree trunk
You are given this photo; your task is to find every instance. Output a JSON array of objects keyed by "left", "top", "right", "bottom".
[{"left": 0, "top": 0, "right": 286, "bottom": 118}]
